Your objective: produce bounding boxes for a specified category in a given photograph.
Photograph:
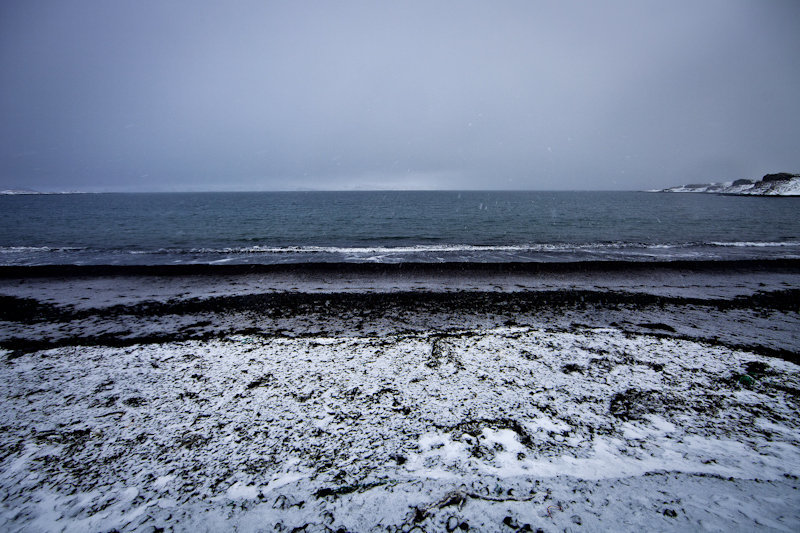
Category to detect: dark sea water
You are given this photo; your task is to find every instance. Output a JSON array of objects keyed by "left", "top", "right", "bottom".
[{"left": 1, "top": 191, "right": 798, "bottom": 265}]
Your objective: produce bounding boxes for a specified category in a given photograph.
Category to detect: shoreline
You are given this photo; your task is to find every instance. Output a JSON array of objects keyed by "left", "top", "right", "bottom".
[
  {"left": 2, "top": 257, "right": 800, "bottom": 278},
  {"left": 2, "top": 259, "right": 799, "bottom": 363}
]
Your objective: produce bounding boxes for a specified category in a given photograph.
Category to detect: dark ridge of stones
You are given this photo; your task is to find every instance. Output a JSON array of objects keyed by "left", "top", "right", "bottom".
[
  {"left": 2, "top": 331, "right": 222, "bottom": 359},
  {"left": 0, "top": 295, "right": 66, "bottom": 322},
  {"left": 762, "top": 172, "right": 799, "bottom": 182},
  {"left": 743, "top": 361, "right": 771, "bottom": 379},
  {"left": 3, "top": 288, "right": 800, "bottom": 326},
  {"left": 2, "top": 290, "right": 799, "bottom": 365},
  {"left": 636, "top": 323, "right": 677, "bottom": 332},
  {"left": 313, "top": 481, "right": 385, "bottom": 499},
  {"left": 1, "top": 257, "right": 799, "bottom": 279}
]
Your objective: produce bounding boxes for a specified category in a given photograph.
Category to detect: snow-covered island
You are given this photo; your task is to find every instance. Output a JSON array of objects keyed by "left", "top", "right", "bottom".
[
  {"left": 657, "top": 172, "right": 800, "bottom": 196},
  {"left": 0, "top": 189, "right": 42, "bottom": 195},
  {"left": 0, "top": 189, "right": 87, "bottom": 195}
]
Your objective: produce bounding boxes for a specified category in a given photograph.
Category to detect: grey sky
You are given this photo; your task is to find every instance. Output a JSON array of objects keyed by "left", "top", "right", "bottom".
[{"left": 1, "top": 0, "right": 799, "bottom": 192}]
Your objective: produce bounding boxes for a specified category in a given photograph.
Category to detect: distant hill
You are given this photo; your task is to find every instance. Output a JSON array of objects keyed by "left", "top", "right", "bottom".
[
  {"left": 657, "top": 173, "right": 800, "bottom": 196},
  {"left": 0, "top": 189, "right": 86, "bottom": 195},
  {"left": 0, "top": 189, "right": 42, "bottom": 195}
]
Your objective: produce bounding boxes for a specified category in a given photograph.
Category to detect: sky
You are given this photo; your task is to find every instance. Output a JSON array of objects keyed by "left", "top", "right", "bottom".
[{"left": 1, "top": 0, "right": 799, "bottom": 192}]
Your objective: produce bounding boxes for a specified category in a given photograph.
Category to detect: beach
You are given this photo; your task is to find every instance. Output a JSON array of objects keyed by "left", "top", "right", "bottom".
[
  {"left": 4, "top": 0, "right": 800, "bottom": 529},
  {"left": 1, "top": 261, "right": 799, "bottom": 531}
]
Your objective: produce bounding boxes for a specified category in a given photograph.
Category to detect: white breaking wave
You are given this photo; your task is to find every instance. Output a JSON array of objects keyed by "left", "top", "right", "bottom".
[
  {"left": 2, "top": 241, "right": 799, "bottom": 266},
  {"left": 0, "top": 246, "right": 86, "bottom": 253},
  {"left": 3, "top": 241, "right": 799, "bottom": 256},
  {"left": 181, "top": 241, "right": 800, "bottom": 255},
  {"left": 709, "top": 241, "right": 800, "bottom": 248},
  {"left": 188, "top": 244, "right": 601, "bottom": 254}
]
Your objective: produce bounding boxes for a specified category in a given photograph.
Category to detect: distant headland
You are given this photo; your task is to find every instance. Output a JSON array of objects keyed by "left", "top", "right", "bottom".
[
  {"left": 0, "top": 189, "right": 85, "bottom": 195},
  {"left": 656, "top": 172, "right": 800, "bottom": 196}
]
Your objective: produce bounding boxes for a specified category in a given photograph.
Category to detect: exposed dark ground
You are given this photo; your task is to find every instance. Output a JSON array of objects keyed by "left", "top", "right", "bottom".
[{"left": 1, "top": 275, "right": 799, "bottom": 364}]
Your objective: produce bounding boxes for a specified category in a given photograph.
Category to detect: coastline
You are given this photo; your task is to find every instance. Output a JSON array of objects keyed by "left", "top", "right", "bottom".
[
  {"left": 1, "top": 261, "right": 799, "bottom": 531},
  {"left": 3, "top": 257, "right": 800, "bottom": 277}
]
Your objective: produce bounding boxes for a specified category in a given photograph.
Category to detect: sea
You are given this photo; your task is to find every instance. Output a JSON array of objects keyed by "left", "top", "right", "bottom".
[{"left": 1, "top": 191, "right": 798, "bottom": 266}]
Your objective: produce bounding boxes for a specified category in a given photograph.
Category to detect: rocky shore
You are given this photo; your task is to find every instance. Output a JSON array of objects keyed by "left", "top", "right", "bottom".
[
  {"left": 1, "top": 262, "right": 799, "bottom": 531},
  {"left": 657, "top": 172, "right": 800, "bottom": 196}
]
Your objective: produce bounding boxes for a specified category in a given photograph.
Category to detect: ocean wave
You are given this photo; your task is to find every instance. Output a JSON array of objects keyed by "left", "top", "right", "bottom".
[
  {"left": 4, "top": 241, "right": 799, "bottom": 257},
  {"left": 5, "top": 241, "right": 799, "bottom": 256},
  {"left": 3, "top": 241, "right": 799, "bottom": 267},
  {"left": 182, "top": 242, "right": 668, "bottom": 255},
  {"left": 0, "top": 246, "right": 86, "bottom": 253},
  {"left": 708, "top": 241, "right": 800, "bottom": 248},
  {"left": 177, "top": 241, "right": 800, "bottom": 255},
  {"left": 188, "top": 244, "right": 593, "bottom": 254}
]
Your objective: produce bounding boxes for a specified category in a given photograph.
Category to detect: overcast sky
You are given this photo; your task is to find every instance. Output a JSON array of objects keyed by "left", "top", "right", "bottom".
[{"left": 1, "top": 1, "right": 799, "bottom": 192}]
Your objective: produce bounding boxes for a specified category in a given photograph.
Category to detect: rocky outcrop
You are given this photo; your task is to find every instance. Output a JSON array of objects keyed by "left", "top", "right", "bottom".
[
  {"left": 762, "top": 172, "right": 798, "bottom": 182},
  {"left": 658, "top": 173, "right": 800, "bottom": 196}
]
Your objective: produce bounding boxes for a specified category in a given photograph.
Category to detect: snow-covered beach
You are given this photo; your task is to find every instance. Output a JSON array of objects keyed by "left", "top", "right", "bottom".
[{"left": 1, "top": 262, "right": 799, "bottom": 532}]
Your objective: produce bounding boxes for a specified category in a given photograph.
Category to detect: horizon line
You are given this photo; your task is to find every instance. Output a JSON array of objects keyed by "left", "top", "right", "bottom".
[{"left": 2, "top": 188, "right": 653, "bottom": 195}]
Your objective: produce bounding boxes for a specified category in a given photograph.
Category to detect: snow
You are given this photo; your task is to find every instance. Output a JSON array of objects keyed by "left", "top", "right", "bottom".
[
  {"left": 1, "top": 263, "right": 798, "bottom": 531},
  {"left": 225, "top": 483, "right": 259, "bottom": 500},
  {"left": 152, "top": 475, "right": 175, "bottom": 489},
  {"left": 660, "top": 176, "right": 800, "bottom": 196},
  {"left": 1, "top": 324, "right": 799, "bottom": 531}
]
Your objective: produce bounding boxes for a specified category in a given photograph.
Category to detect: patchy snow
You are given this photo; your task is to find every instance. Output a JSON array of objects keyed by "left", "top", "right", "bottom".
[
  {"left": 659, "top": 176, "right": 800, "bottom": 196},
  {"left": 225, "top": 482, "right": 259, "bottom": 500},
  {"left": 1, "top": 325, "right": 799, "bottom": 531}
]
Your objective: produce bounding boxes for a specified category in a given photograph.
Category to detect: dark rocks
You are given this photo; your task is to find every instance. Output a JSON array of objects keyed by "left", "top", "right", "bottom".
[
  {"left": 561, "top": 363, "right": 584, "bottom": 374},
  {"left": 246, "top": 374, "right": 273, "bottom": 389},
  {"left": 637, "top": 322, "right": 676, "bottom": 332},
  {"left": 314, "top": 482, "right": 385, "bottom": 499},
  {"left": 411, "top": 507, "right": 428, "bottom": 523},
  {"left": 0, "top": 295, "right": 62, "bottom": 322},
  {"left": 390, "top": 453, "right": 407, "bottom": 465},
  {"left": 743, "top": 361, "right": 770, "bottom": 378},
  {"left": 122, "top": 397, "right": 145, "bottom": 407},
  {"left": 732, "top": 179, "right": 754, "bottom": 186},
  {"left": 313, "top": 487, "right": 337, "bottom": 498},
  {"left": 501, "top": 516, "right": 518, "bottom": 528},
  {"left": 762, "top": 172, "right": 798, "bottom": 182},
  {"left": 609, "top": 389, "right": 678, "bottom": 421}
]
